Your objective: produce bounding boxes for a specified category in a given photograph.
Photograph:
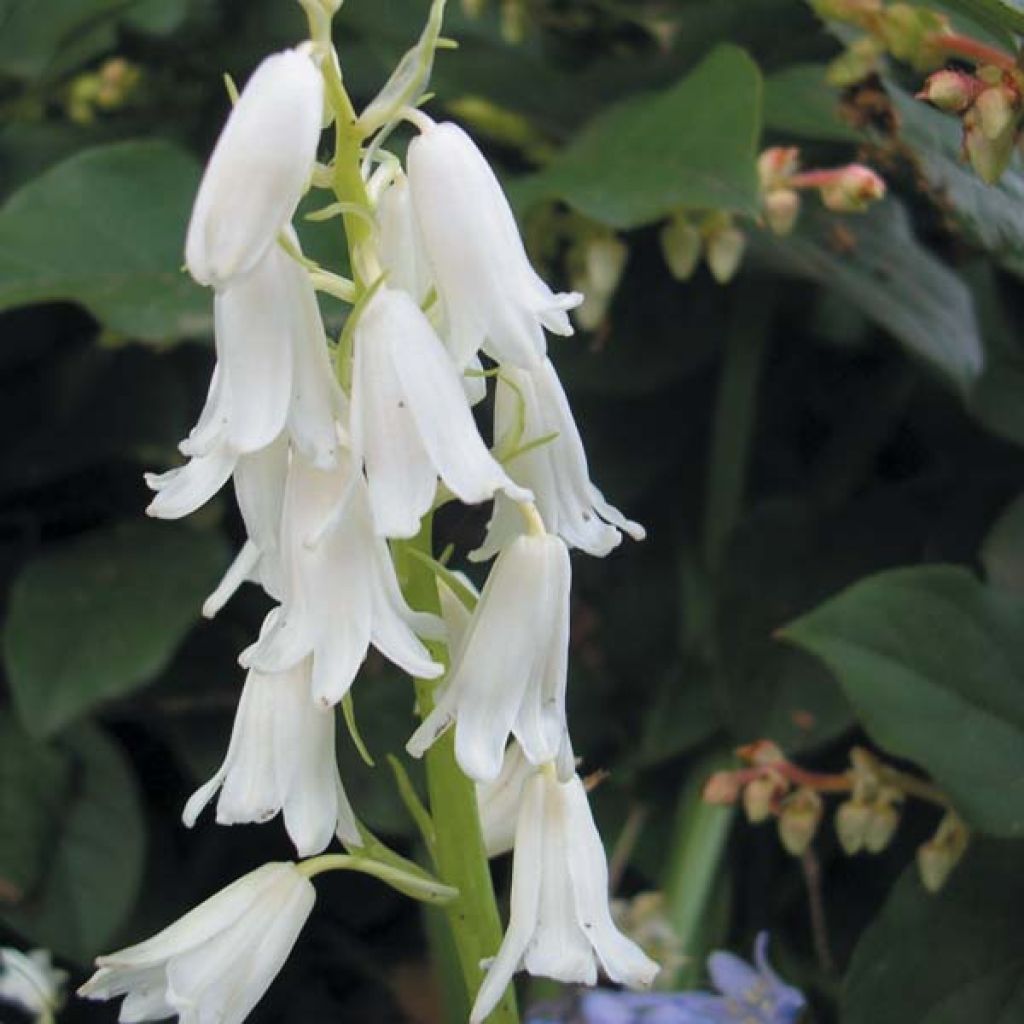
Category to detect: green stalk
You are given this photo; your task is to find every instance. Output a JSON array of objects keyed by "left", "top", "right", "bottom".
[
  {"left": 320, "top": 53, "right": 515, "bottom": 1022},
  {"left": 662, "top": 283, "right": 774, "bottom": 983},
  {"left": 398, "top": 518, "right": 519, "bottom": 1023},
  {"left": 661, "top": 749, "right": 736, "bottom": 987},
  {"left": 701, "top": 282, "right": 774, "bottom": 573}
]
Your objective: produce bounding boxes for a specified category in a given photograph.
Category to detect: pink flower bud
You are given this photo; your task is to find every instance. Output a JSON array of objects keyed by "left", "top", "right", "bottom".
[
  {"left": 917, "top": 69, "right": 983, "bottom": 113},
  {"left": 818, "top": 165, "right": 886, "bottom": 213},
  {"left": 758, "top": 146, "right": 801, "bottom": 190}
]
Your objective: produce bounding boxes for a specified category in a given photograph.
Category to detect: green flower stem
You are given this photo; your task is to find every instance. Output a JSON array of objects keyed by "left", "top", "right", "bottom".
[
  {"left": 702, "top": 281, "right": 774, "bottom": 573},
  {"left": 398, "top": 517, "right": 520, "bottom": 1024},
  {"left": 661, "top": 748, "right": 736, "bottom": 987}
]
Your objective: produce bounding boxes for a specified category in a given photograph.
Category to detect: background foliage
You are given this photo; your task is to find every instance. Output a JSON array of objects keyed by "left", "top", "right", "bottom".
[{"left": 1, "top": 0, "right": 1023, "bottom": 1021}]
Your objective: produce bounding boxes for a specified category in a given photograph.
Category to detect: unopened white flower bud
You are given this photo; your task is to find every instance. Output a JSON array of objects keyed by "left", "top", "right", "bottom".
[{"left": 185, "top": 49, "right": 323, "bottom": 289}]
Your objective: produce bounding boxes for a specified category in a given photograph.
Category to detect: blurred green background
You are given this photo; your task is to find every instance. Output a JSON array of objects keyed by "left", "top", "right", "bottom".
[{"left": 2, "top": 0, "right": 1024, "bottom": 1021}]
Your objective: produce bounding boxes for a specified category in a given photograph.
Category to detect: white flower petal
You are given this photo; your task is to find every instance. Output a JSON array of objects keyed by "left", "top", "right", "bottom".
[
  {"left": 476, "top": 742, "right": 533, "bottom": 858},
  {"left": 377, "top": 173, "right": 432, "bottom": 305},
  {"left": 214, "top": 249, "right": 294, "bottom": 453},
  {"left": 562, "top": 777, "right": 660, "bottom": 989},
  {"left": 282, "top": 250, "right": 344, "bottom": 469},
  {"left": 185, "top": 50, "right": 323, "bottom": 288},
  {"left": 470, "top": 774, "right": 546, "bottom": 1024},
  {"left": 95, "top": 864, "right": 293, "bottom": 970},
  {"left": 180, "top": 366, "right": 229, "bottom": 458},
  {"left": 203, "top": 540, "right": 260, "bottom": 619},
  {"left": 145, "top": 446, "right": 236, "bottom": 520},
  {"left": 407, "top": 122, "right": 581, "bottom": 370}
]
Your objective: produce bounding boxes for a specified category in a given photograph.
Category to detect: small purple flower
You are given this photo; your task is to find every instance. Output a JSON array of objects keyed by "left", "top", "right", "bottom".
[{"left": 527, "top": 933, "right": 805, "bottom": 1024}]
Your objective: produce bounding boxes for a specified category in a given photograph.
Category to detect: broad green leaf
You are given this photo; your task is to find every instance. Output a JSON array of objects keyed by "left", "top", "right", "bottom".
[
  {"left": 0, "top": 140, "right": 210, "bottom": 341},
  {"left": 0, "top": 724, "right": 145, "bottom": 963},
  {"left": 0, "top": 0, "right": 123, "bottom": 79},
  {"left": 4, "top": 520, "right": 228, "bottom": 737},
  {"left": 713, "top": 497, "right": 936, "bottom": 754},
  {"left": 514, "top": 45, "right": 763, "bottom": 227},
  {"left": 982, "top": 493, "right": 1024, "bottom": 591},
  {"left": 843, "top": 840, "right": 1024, "bottom": 1024},
  {"left": 749, "top": 201, "right": 984, "bottom": 395},
  {"left": 764, "top": 64, "right": 861, "bottom": 143},
  {"left": 784, "top": 565, "right": 1024, "bottom": 836},
  {"left": 0, "top": 713, "right": 71, "bottom": 903},
  {"left": 889, "top": 87, "right": 1024, "bottom": 270}
]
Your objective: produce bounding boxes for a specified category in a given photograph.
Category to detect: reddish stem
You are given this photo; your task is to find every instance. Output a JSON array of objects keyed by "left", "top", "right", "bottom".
[{"left": 930, "top": 32, "right": 1017, "bottom": 72}]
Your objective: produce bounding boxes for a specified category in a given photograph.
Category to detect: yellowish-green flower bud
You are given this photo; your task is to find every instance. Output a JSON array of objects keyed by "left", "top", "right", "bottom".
[
  {"left": 764, "top": 189, "right": 801, "bottom": 236},
  {"left": 705, "top": 224, "right": 746, "bottom": 285},
  {"left": 917, "top": 812, "right": 969, "bottom": 892},
  {"left": 778, "top": 788, "right": 823, "bottom": 856},
  {"left": 660, "top": 214, "right": 703, "bottom": 282},
  {"left": 835, "top": 799, "right": 871, "bottom": 854}
]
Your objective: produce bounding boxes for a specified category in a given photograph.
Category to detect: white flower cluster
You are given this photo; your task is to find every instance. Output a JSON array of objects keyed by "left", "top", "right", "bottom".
[{"left": 81, "top": 7, "right": 656, "bottom": 1022}]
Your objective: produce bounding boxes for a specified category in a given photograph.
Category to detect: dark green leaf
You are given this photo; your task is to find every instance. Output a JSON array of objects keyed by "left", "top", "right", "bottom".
[
  {"left": 514, "top": 45, "right": 763, "bottom": 227},
  {"left": 4, "top": 520, "right": 229, "bottom": 737},
  {"left": 982, "top": 493, "right": 1024, "bottom": 591},
  {"left": 0, "top": 140, "right": 210, "bottom": 341},
  {"left": 764, "top": 64, "right": 861, "bottom": 143},
  {"left": 0, "top": 0, "right": 123, "bottom": 79},
  {"left": 750, "top": 201, "right": 984, "bottom": 395},
  {"left": 784, "top": 565, "right": 1024, "bottom": 836},
  {"left": 890, "top": 87, "right": 1024, "bottom": 270},
  {"left": 843, "top": 840, "right": 1024, "bottom": 1024},
  {"left": 0, "top": 712, "right": 71, "bottom": 903},
  {"left": 0, "top": 724, "right": 145, "bottom": 963},
  {"left": 935, "top": 0, "right": 1024, "bottom": 41}
]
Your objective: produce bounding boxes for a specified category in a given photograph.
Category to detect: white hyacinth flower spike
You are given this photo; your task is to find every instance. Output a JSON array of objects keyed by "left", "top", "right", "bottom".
[
  {"left": 474, "top": 357, "right": 645, "bottom": 559},
  {"left": 351, "top": 285, "right": 531, "bottom": 538},
  {"left": 185, "top": 48, "right": 324, "bottom": 289},
  {"left": 470, "top": 769, "right": 660, "bottom": 1024},
  {"left": 242, "top": 448, "right": 443, "bottom": 705},
  {"left": 79, "top": 862, "right": 315, "bottom": 1024},
  {"left": 407, "top": 530, "right": 571, "bottom": 782},
  {"left": 183, "top": 655, "right": 360, "bottom": 856},
  {"left": 406, "top": 120, "right": 582, "bottom": 369}
]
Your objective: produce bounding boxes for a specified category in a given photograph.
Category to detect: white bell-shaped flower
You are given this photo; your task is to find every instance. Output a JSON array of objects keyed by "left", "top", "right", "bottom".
[
  {"left": 186, "top": 48, "right": 324, "bottom": 289},
  {"left": 146, "top": 241, "right": 342, "bottom": 521},
  {"left": 406, "top": 121, "right": 582, "bottom": 369},
  {"left": 203, "top": 436, "right": 289, "bottom": 618},
  {"left": 407, "top": 531, "right": 571, "bottom": 782},
  {"left": 474, "top": 358, "right": 645, "bottom": 559},
  {"left": 471, "top": 770, "right": 660, "bottom": 1024},
  {"left": 79, "top": 862, "right": 315, "bottom": 1024},
  {"left": 183, "top": 655, "right": 360, "bottom": 856},
  {"left": 376, "top": 173, "right": 432, "bottom": 306},
  {"left": 477, "top": 742, "right": 535, "bottom": 858},
  {"left": 242, "top": 448, "right": 443, "bottom": 705},
  {"left": 351, "top": 286, "right": 530, "bottom": 538}
]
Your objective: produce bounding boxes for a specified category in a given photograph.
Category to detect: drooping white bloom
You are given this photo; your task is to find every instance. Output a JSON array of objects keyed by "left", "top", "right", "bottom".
[
  {"left": 406, "top": 121, "right": 582, "bottom": 369},
  {"left": 204, "top": 436, "right": 289, "bottom": 617},
  {"left": 79, "top": 862, "right": 314, "bottom": 1024},
  {"left": 474, "top": 358, "right": 645, "bottom": 559},
  {"left": 146, "top": 241, "right": 342, "bottom": 521},
  {"left": 407, "top": 532, "right": 571, "bottom": 782},
  {"left": 0, "top": 947, "right": 66, "bottom": 1022},
  {"left": 477, "top": 742, "right": 535, "bottom": 857},
  {"left": 377, "top": 173, "right": 432, "bottom": 306},
  {"left": 351, "top": 286, "right": 531, "bottom": 538},
  {"left": 470, "top": 771, "right": 660, "bottom": 1024},
  {"left": 186, "top": 48, "right": 324, "bottom": 289},
  {"left": 183, "top": 655, "right": 360, "bottom": 855},
  {"left": 242, "top": 448, "right": 443, "bottom": 705}
]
